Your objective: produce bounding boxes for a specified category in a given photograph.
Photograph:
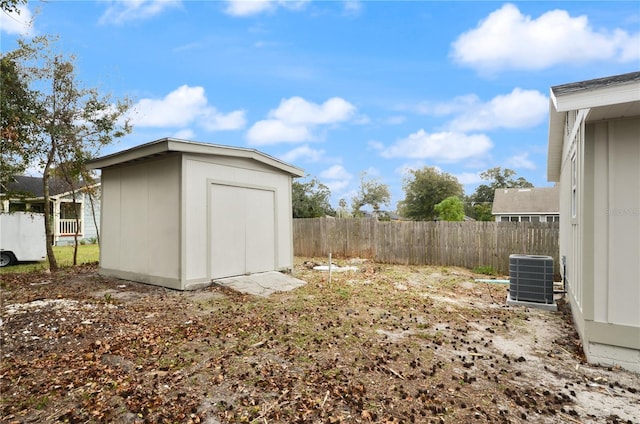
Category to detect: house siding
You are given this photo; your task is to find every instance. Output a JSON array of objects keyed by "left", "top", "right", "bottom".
[
  {"left": 561, "top": 115, "right": 640, "bottom": 372},
  {"left": 55, "top": 191, "right": 101, "bottom": 245}
]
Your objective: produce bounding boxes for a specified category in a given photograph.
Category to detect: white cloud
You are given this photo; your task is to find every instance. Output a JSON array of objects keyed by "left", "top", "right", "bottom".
[
  {"left": 411, "top": 94, "right": 479, "bottom": 116},
  {"left": 0, "top": 4, "right": 34, "bottom": 36},
  {"left": 270, "top": 96, "right": 356, "bottom": 125},
  {"left": 201, "top": 110, "right": 247, "bottom": 131},
  {"left": 224, "top": 0, "right": 274, "bottom": 16},
  {"left": 172, "top": 129, "right": 196, "bottom": 140},
  {"left": 224, "top": 0, "right": 309, "bottom": 17},
  {"left": 343, "top": 0, "right": 362, "bottom": 17},
  {"left": 320, "top": 165, "right": 352, "bottom": 180},
  {"left": 455, "top": 172, "right": 484, "bottom": 185},
  {"left": 451, "top": 3, "right": 640, "bottom": 72},
  {"left": 247, "top": 96, "right": 356, "bottom": 145},
  {"left": 381, "top": 130, "right": 493, "bottom": 163},
  {"left": 405, "top": 89, "right": 547, "bottom": 132},
  {"left": 319, "top": 165, "right": 353, "bottom": 196},
  {"left": 446, "top": 88, "right": 548, "bottom": 132},
  {"left": 507, "top": 152, "right": 536, "bottom": 170},
  {"left": 395, "top": 162, "right": 428, "bottom": 176},
  {"left": 326, "top": 179, "right": 351, "bottom": 194},
  {"left": 279, "top": 145, "right": 325, "bottom": 163},
  {"left": 130, "top": 85, "right": 246, "bottom": 131},
  {"left": 246, "top": 120, "right": 311, "bottom": 144},
  {"left": 99, "top": 0, "right": 181, "bottom": 25},
  {"left": 368, "top": 140, "right": 384, "bottom": 151}
]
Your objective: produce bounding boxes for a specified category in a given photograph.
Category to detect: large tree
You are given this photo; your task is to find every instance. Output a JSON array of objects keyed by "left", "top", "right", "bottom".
[
  {"left": 351, "top": 172, "right": 390, "bottom": 217},
  {"left": 468, "top": 167, "right": 533, "bottom": 220},
  {"left": 0, "top": 0, "right": 26, "bottom": 14},
  {"left": 2, "top": 36, "right": 132, "bottom": 270},
  {"left": 0, "top": 55, "right": 39, "bottom": 184},
  {"left": 434, "top": 196, "right": 465, "bottom": 221},
  {"left": 292, "top": 177, "right": 335, "bottom": 218},
  {"left": 398, "top": 167, "right": 462, "bottom": 221}
]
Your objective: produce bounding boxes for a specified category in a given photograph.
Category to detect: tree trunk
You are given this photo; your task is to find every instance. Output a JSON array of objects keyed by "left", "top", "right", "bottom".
[
  {"left": 88, "top": 188, "right": 100, "bottom": 245},
  {"left": 70, "top": 191, "right": 79, "bottom": 266},
  {"left": 42, "top": 163, "right": 58, "bottom": 271}
]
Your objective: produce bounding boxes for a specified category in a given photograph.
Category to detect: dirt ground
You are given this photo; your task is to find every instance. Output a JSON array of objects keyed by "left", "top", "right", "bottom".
[{"left": 1, "top": 259, "right": 639, "bottom": 424}]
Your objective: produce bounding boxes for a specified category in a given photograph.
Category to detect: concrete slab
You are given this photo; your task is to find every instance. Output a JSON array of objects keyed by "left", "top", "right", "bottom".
[
  {"left": 213, "top": 271, "right": 307, "bottom": 297},
  {"left": 506, "top": 293, "right": 558, "bottom": 312}
]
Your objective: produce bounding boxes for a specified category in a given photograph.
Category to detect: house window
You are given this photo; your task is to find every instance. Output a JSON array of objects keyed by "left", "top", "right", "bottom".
[
  {"left": 521, "top": 216, "right": 530, "bottom": 222},
  {"left": 510, "top": 216, "right": 519, "bottom": 222},
  {"left": 571, "top": 153, "right": 577, "bottom": 219},
  {"left": 9, "top": 202, "right": 26, "bottom": 212},
  {"left": 531, "top": 216, "right": 540, "bottom": 222},
  {"left": 500, "top": 216, "right": 510, "bottom": 222}
]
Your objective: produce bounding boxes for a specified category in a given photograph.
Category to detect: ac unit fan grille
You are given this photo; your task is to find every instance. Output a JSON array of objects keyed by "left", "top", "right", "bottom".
[{"left": 509, "top": 254, "right": 554, "bottom": 304}]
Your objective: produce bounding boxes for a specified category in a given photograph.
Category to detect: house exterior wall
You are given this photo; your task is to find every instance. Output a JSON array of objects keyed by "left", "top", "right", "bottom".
[
  {"left": 561, "top": 114, "right": 640, "bottom": 372},
  {"left": 99, "top": 154, "right": 182, "bottom": 289},
  {"left": 55, "top": 191, "right": 101, "bottom": 245},
  {"left": 182, "top": 154, "right": 294, "bottom": 286}
]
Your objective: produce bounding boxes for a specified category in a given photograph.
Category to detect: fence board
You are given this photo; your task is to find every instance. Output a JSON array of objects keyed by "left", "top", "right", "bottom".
[{"left": 293, "top": 218, "right": 560, "bottom": 275}]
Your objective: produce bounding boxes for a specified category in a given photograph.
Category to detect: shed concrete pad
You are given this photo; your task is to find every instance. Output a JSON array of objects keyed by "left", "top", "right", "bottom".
[{"left": 213, "top": 271, "right": 307, "bottom": 297}]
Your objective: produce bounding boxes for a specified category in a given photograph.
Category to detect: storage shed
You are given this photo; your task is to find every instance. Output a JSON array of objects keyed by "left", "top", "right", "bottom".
[{"left": 88, "top": 138, "right": 304, "bottom": 290}]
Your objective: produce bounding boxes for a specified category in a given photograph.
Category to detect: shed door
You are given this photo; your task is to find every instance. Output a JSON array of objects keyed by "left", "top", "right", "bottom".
[{"left": 209, "top": 183, "right": 276, "bottom": 279}]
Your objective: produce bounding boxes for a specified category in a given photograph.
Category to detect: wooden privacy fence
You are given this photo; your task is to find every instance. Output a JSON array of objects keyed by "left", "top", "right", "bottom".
[{"left": 293, "top": 218, "right": 560, "bottom": 275}]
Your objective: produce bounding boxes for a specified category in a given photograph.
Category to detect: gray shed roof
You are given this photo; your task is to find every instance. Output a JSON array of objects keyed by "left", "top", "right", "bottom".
[
  {"left": 492, "top": 186, "right": 559, "bottom": 215},
  {"left": 87, "top": 138, "right": 305, "bottom": 177}
]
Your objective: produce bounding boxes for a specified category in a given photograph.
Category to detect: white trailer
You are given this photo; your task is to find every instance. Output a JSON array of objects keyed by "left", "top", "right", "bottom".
[{"left": 0, "top": 212, "right": 47, "bottom": 267}]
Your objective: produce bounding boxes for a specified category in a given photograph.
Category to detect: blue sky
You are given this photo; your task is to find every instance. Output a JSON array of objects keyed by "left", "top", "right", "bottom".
[{"left": 2, "top": 1, "right": 639, "bottom": 209}]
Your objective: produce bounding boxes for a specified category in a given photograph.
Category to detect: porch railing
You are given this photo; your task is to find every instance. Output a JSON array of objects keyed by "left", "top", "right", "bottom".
[{"left": 59, "top": 219, "right": 81, "bottom": 236}]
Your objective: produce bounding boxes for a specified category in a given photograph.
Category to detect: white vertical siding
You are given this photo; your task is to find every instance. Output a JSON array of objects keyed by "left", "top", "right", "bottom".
[{"left": 606, "top": 119, "right": 640, "bottom": 327}]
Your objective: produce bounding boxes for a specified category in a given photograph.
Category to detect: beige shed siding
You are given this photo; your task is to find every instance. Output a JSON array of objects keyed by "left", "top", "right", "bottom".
[
  {"left": 100, "top": 155, "right": 181, "bottom": 286},
  {"left": 183, "top": 155, "right": 293, "bottom": 282}
]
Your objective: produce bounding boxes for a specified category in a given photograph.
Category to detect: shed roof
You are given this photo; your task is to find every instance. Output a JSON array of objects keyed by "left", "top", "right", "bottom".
[
  {"left": 547, "top": 72, "right": 640, "bottom": 182},
  {"left": 87, "top": 138, "right": 305, "bottom": 177},
  {"left": 491, "top": 186, "right": 559, "bottom": 215}
]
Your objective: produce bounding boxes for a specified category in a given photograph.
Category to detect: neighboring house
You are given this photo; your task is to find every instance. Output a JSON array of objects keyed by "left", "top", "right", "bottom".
[
  {"left": 492, "top": 186, "right": 559, "bottom": 223},
  {"left": 87, "top": 137, "right": 304, "bottom": 291},
  {"left": 0, "top": 175, "right": 100, "bottom": 246},
  {"left": 547, "top": 71, "right": 640, "bottom": 372}
]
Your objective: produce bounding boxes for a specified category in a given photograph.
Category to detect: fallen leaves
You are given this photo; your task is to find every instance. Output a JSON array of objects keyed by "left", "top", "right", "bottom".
[{"left": 2, "top": 261, "right": 639, "bottom": 423}]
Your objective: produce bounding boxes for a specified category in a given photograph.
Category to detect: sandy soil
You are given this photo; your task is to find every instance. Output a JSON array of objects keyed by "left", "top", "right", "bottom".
[{"left": 1, "top": 260, "right": 638, "bottom": 423}]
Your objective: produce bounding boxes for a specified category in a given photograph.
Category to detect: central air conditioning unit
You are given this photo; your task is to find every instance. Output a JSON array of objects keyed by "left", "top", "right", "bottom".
[{"left": 508, "top": 254, "right": 555, "bottom": 308}]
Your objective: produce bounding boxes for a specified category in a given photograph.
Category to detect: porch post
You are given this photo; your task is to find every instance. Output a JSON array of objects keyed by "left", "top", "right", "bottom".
[{"left": 53, "top": 199, "right": 60, "bottom": 246}]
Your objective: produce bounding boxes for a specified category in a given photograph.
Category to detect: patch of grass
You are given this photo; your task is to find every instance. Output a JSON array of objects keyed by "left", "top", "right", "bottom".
[
  {"left": 472, "top": 265, "right": 497, "bottom": 276},
  {"left": 0, "top": 244, "right": 99, "bottom": 274}
]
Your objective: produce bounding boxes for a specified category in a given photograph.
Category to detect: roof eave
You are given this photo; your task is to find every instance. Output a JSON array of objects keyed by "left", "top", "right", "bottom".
[
  {"left": 547, "top": 96, "right": 564, "bottom": 182},
  {"left": 551, "top": 78, "right": 640, "bottom": 113},
  {"left": 87, "top": 138, "right": 305, "bottom": 178}
]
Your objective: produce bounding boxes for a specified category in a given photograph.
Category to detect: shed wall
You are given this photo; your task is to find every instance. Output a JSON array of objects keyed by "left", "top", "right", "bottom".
[
  {"left": 183, "top": 154, "right": 294, "bottom": 283},
  {"left": 100, "top": 154, "right": 182, "bottom": 288}
]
